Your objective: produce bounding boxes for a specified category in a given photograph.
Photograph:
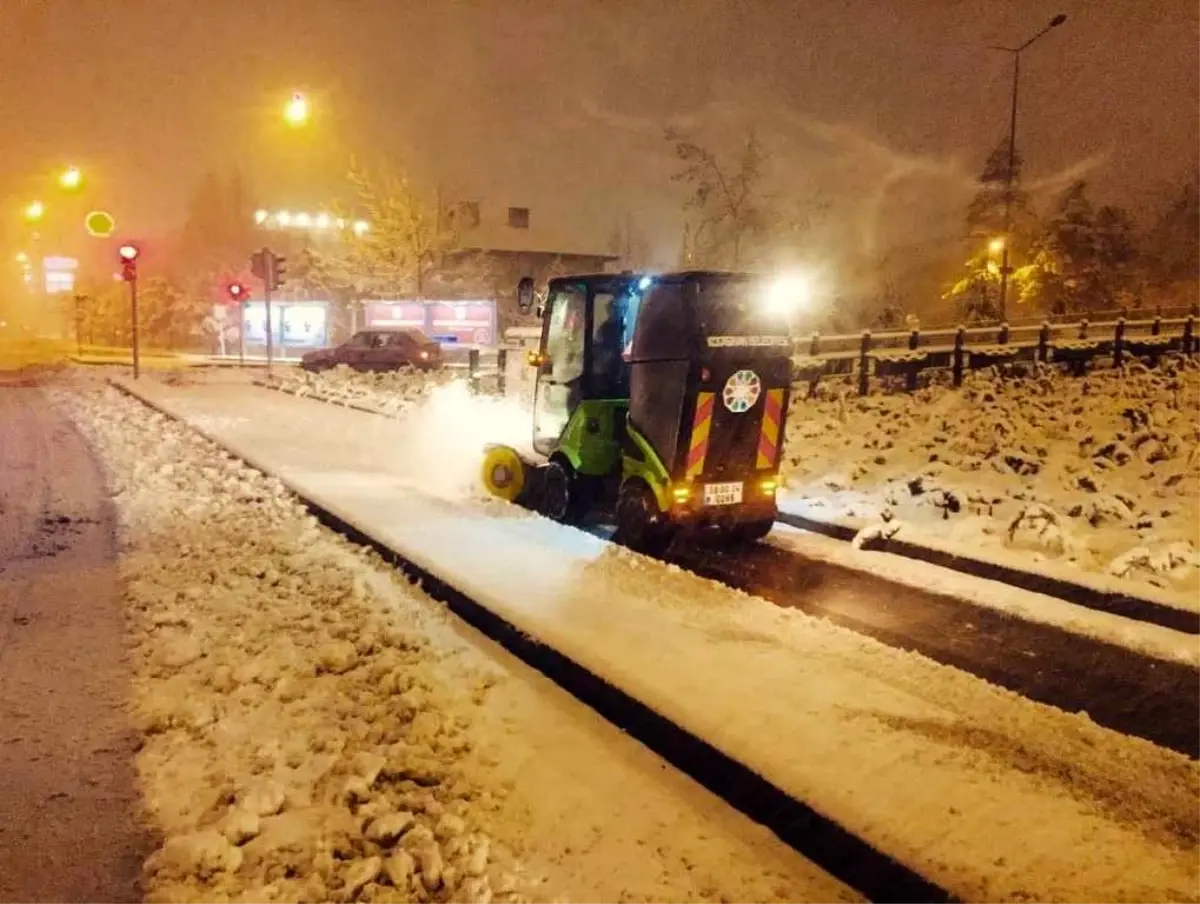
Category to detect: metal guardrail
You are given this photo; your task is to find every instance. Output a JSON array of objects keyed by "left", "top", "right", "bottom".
[{"left": 792, "top": 313, "right": 1197, "bottom": 395}]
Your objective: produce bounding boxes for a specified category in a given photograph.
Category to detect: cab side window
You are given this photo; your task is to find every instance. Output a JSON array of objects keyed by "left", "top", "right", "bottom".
[
  {"left": 590, "top": 291, "right": 630, "bottom": 396},
  {"left": 542, "top": 286, "right": 586, "bottom": 383}
]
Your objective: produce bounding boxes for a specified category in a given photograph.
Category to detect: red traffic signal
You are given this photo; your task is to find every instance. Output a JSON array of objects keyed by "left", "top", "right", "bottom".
[
  {"left": 227, "top": 282, "right": 248, "bottom": 302},
  {"left": 118, "top": 243, "right": 140, "bottom": 281}
]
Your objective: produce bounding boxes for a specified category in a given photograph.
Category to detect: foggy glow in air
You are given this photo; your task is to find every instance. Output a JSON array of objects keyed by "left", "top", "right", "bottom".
[
  {"left": 24, "top": 200, "right": 45, "bottom": 222},
  {"left": 764, "top": 272, "right": 812, "bottom": 316},
  {"left": 254, "top": 209, "right": 268, "bottom": 224}
]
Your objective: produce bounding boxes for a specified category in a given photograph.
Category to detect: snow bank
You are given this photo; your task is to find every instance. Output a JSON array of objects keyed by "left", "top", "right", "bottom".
[
  {"left": 783, "top": 358, "right": 1200, "bottom": 597},
  {"left": 55, "top": 382, "right": 851, "bottom": 904},
  {"left": 108, "top": 378, "right": 1200, "bottom": 904},
  {"left": 265, "top": 367, "right": 453, "bottom": 417}
]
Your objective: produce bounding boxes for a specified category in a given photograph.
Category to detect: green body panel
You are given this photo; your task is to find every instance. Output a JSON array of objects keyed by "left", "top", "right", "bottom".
[
  {"left": 555, "top": 399, "right": 627, "bottom": 477},
  {"left": 621, "top": 425, "right": 672, "bottom": 512}
]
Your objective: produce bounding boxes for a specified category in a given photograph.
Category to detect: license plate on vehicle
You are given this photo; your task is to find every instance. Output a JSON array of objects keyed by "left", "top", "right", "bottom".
[{"left": 702, "top": 481, "right": 743, "bottom": 506}]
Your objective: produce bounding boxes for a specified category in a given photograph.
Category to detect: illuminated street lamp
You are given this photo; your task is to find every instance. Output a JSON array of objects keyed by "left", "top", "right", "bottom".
[
  {"left": 15, "top": 252, "right": 28, "bottom": 264},
  {"left": 24, "top": 200, "right": 45, "bottom": 223},
  {"left": 990, "top": 13, "right": 1068, "bottom": 320},
  {"left": 988, "top": 237, "right": 1005, "bottom": 255},
  {"left": 59, "top": 166, "right": 83, "bottom": 191},
  {"left": 284, "top": 92, "right": 310, "bottom": 127}
]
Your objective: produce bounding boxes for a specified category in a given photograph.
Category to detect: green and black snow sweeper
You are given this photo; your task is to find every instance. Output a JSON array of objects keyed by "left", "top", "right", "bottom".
[{"left": 481, "top": 270, "right": 795, "bottom": 554}]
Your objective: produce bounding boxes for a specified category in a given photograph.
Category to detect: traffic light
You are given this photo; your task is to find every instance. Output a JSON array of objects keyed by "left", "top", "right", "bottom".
[
  {"left": 227, "top": 282, "right": 248, "bottom": 303},
  {"left": 250, "top": 248, "right": 286, "bottom": 292},
  {"left": 269, "top": 255, "right": 286, "bottom": 292},
  {"left": 118, "top": 243, "right": 139, "bottom": 282}
]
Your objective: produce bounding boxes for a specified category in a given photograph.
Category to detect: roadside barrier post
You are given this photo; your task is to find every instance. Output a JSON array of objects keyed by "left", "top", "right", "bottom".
[
  {"left": 858, "top": 331, "right": 871, "bottom": 397},
  {"left": 952, "top": 326, "right": 965, "bottom": 387},
  {"left": 468, "top": 348, "right": 481, "bottom": 395}
]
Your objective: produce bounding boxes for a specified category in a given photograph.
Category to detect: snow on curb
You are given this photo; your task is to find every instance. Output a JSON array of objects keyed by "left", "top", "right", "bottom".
[
  {"left": 97, "top": 388, "right": 925, "bottom": 901},
  {"left": 64, "top": 380, "right": 864, "bottom": 904}
]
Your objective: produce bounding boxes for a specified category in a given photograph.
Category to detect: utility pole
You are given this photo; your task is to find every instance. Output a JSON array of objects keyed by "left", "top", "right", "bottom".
[
  {"left": 73, "top": 293, "right": 85, "bottom": 356},
  {"left": 226, "top": 282, "right": 248, "bottom": 367},
  {"left": 991, "top": 13, "right": 1067, "bottom": 321}
]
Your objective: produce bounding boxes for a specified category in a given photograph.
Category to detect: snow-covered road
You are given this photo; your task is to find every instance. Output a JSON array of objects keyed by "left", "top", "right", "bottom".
[
  {"left": 0, "top": 386, "right": 149, "bottom": 902},
  {"left": 54, "top": 380, "right": 855, "bottom": 904},
  {"left": 109, "top": 374, "right": 1200, "bottom": 904}
]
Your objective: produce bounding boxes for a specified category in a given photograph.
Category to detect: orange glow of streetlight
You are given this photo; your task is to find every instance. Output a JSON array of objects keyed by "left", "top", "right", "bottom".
[
  {"left": 284, "top": 92, "right": 310, "bottom": 127},
  {"left": 59, "top": 166, "right": 82, "bottom": 190},
  {"left": 988, "top": 237, "right": 1005, "bottom": 255},
  {"left": 24, "top": 200, "right": 45, "bottom": 222}
]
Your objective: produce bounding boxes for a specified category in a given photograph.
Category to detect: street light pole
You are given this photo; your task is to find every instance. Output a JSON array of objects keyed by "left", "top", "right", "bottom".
[{"left": 992, "top": 13, "right": 1067, "bottom": 321}]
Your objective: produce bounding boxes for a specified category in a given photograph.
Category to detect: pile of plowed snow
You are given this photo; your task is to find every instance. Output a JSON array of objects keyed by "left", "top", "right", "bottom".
[
  {"left": 268, "top": 367, "right": 452, "bottom": 417},
  {"left": 56, "top": 386, "right": 533, "bottom": 904},
  {"left": 782, "top": 356, "right": 1200, "bottom": 595}
]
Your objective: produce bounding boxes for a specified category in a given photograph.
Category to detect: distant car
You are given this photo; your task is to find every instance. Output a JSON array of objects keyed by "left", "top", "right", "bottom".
[{"left": 300, "top": 327, "right": 443, "bottom": 373}]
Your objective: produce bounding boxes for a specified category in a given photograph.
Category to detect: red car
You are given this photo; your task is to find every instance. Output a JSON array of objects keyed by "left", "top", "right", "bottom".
[{"left": 300, "top": 327, "right": 443, "bottom": 372}]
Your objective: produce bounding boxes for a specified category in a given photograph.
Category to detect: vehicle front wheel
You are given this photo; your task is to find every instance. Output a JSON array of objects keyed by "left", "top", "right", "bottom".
[
  {"left": 538, "top": 460, "right": 593, "bottom": 524},
  {"left": 615, "top": 481, "right": 675, "bottom": 557}
]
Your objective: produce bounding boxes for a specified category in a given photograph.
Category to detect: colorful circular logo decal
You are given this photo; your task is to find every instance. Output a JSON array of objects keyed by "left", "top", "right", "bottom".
[{"left": 722, "top": 369, "right": 762, "bottom": 413}]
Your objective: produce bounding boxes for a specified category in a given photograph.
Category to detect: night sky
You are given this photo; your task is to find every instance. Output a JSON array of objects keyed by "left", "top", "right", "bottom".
[{"left": 2, "top": 0, "right": 1197, "bottom": 278}]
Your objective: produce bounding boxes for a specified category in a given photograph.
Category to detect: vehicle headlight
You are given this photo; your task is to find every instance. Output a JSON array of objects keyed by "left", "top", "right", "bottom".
[{"left": 765, "top": 272, "right": 812, "bottom": 317}]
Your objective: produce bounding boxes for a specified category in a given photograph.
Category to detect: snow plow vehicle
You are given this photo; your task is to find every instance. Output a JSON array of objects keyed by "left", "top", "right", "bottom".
[{"left": 481, "top": 270, "right": 795, "bottom": 554}]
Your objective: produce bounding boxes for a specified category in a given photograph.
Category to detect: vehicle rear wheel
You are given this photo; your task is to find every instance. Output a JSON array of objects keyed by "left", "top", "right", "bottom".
[{"left": 615, "top": 481, "right": 675, "bottom": 557}]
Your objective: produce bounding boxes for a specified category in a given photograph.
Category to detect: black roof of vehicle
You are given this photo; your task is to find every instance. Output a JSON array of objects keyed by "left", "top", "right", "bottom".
[
  {"left": 546, "top": 270, "right": 754, "bottom": 286},
  {"left": 547, "top": 272, "right": 643, "bottom": 286},
  {"left": 645, "top": 270, "right": 754, "bottom": 283}
]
